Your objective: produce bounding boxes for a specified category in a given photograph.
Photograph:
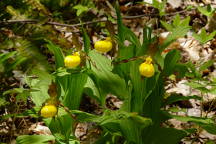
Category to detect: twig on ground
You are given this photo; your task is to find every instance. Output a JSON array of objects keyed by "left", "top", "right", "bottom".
[{"left": 0, "top": 9, "right": 195, "bottom": 28}]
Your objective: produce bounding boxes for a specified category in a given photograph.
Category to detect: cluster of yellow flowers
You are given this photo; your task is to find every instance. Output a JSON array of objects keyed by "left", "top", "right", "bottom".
[
  {"left": 63, "top": 37, "right": 155, "bottom": 77},
  {"left": 40, "top": 37, "right": 155, "bottom": 118},
  {"left": 63, "top": 37, "right": 113, "bottom": 69}
]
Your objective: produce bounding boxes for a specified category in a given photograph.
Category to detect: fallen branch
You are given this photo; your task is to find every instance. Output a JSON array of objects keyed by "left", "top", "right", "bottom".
[
  {"left": 0, "top": 19, "right": 108, "bottom": 28},
  {"left": 0, "top": 9, "right": 194, "bottom": 28}
]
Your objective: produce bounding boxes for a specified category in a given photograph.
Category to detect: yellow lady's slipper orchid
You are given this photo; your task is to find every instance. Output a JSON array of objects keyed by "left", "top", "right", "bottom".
[
  {"left": 64, "top": 52, "right": 81, "bottom": 68},
  {"left": 94, "top": 37, "right": 112, "bottom": 53},
  {"left": 139, "top": 56, "right": 155, "bottom": 77},
  {"left": 40, "top": 105, "right": 57, "bottom": 118}
]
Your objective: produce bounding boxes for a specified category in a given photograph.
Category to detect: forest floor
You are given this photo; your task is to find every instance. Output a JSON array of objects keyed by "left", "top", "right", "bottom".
[{"left": 1, "top": 0, "right": 216, "bottom": 144}]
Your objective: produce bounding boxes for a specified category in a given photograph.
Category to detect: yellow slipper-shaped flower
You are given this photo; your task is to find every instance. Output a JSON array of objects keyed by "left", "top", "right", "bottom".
[
  {"left": 40, "top": 105, "right": 57, "bottom": 118},
  {"left": 94, "top": 37, "right": 112, "bottom": 53},
  {"left": 64, "top": 52, "right": 81, "bottom": 68},
  {"left": 139, "top": 56, "right": 155, "bottom": 77}
]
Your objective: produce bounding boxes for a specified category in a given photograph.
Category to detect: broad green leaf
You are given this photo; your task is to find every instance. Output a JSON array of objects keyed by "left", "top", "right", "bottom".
[
  {"left": 70, "top": 109, "right": 152, "bottom": 139},
  {"left": 128, "top": 61, "right": 160, "bottom": 113},
  {"left": 120, "top": 119, "right": 143, "bottom": 143},
  {"left": 186, "top": 81, "right": 210, "bottom": 93},
  {"left": 68, "top": 140, "right": 80, "bottom": 144},
  {"left": 143, "top": 127, "right": 193, "bottom": 144},
  {"left": 103, "top": 110, "right": 152, "bottom": 137},
  {"left": 71, "top": 110, "right": 99, "bottom": 122},
  {"left": 112, "top": 43, "right": 134, "bottom": 89},
  {"left": 94, "top": 132, "right": 116, "bottom": 144},
  {"left": 119, "top": 112, "right": 152, "bottom": 143},
  {"left": 163, "top": 94, "right": 201, "bottom": 106},
  {"left": 27, "top": 69, "right": 52, "bottom": 106},
  {"left": 16, "top": 135, "right": 55, "bottom": 144},
  {"left": 142, "top": 75, "right": 164, "bottom": 122},
  {"left": 84, "top": 77, "right": 100, "bottom": 102},
  {"left": 43, "top": 108, "right": 73, "bottom": 142},
  {"left": 89, "top": 50, "right": 128, "bottom": 102},
  {"left": 62, "top": 72, "right": 88, "bottom": 110},
  {"left": 171, "top": 115, "right": 216, "bottom": 134}
]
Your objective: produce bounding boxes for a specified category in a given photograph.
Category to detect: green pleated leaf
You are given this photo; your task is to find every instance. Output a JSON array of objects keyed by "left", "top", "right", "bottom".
[
  {"left": 27, "top": 69, "right": 52, "bottom": 106},
  {"left": 43, "top": 108, "right": 73, "bottom": 142},
  {"left": 88, "top": 50, "right": 128, "bottom": 103},
  {"left": 143, "top": 127, "right": 193, "bottom": 144},
  {"left": 71, "top": 110, "right": 99, "bottom": 122},
  {"left": 62, "top": 73, "right": 88, "bottom": 110},
  {"left": 70, "top": 109, "right": 152, "bottom": 138},
  {"left": 171, "top": 115, "right": 216, "bottom": 134},
  {"left": 16, "top": 135, "right": 55, "bottom": 144},
  {"left": 84, "top": 77, "right": 101, "bottom": 102},
  {"left": 163, "top": 94, "right": 201, "bottom": 106},
  {"left": 119, "top": 114, "right": 152, "bottom": 143},
  {"left": 102, "top": 110, "right": 152, "bottom": 136}
]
